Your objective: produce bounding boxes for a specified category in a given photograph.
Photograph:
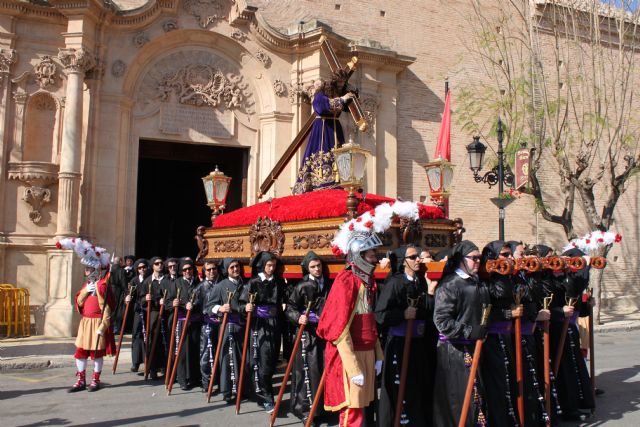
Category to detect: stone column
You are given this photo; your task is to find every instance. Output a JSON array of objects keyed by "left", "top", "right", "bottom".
[
  {"left": 0, "top": 48, "right": 16, "bottom": 243},
  {"left": 55, "top": 48, "right": 94, "bottom": 238}
]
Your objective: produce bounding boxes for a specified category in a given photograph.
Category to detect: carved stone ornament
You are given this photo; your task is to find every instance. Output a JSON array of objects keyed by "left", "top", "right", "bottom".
[
  {"left": 0, "top": 48, "right": 16, "bottom": 76},
  {"left": 288, "top": 81, "right": 313, "bottom": 105},
  {"left": 111, "top": 60, "right": 126, "bottom": 78},
  {"left": 184, "top": 0, "right": 229, "bottom": 28},
  {"left": 163, "top": 19, "right": 179, "bottom": 32},
  {"left": 213, "top": 239, "right": 243, "bottom": 253},
  {"left": 292, "top": 233, "right": 333, "bottom": 250},
  {"left": 273, "top": 79, "right": 287, "bottom": 97},
  {"left": 158, "top": 63, "right": 247, "bottom": 109},
  {"left": 23, "top": 186, "right": 51, "bottom": 224},
  {"left": 195, "top": 225, "right": 209, "bottom": 263},
  {"left": 229, "top": 28, "right": 247, "bottom": 42},
  {"left": 255, "top": 49, "right": 271, "bottom": 67},
  {"left": 361, "top": 95, "right": 379, "bottom": 133},
  {"left": 249, "top": 217, "right": 285, "bottom": 256},
  {"left": 133, "top": 32, "right": 150, "bottom": 48},
  {"left": 33, "top": 55, "right": 57, "bottom": 88},
  {"left": 57, "top": 48, "right": 95, "bottom": 74}
]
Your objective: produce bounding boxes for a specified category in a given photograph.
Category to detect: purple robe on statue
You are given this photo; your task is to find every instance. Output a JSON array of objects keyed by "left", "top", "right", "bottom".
[{"left": 292, "top": 91, "right": 346, "bottom": 194}]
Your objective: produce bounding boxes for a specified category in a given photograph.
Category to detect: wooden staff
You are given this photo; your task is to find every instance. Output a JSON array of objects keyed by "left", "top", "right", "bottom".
[
  {"left": 543, "top": 295, "right": 553, "bottom": 427},
  {"left": 514, "top": 291, "right": 525, "bottom": 427},
  {"left": 145, "top": 289, "right": 167, "bottom": 380},
  {"left": 305, "top": 369, "right": 326, "bottom": 427},
  {"left": 167, "top": 290, "right": 197, "bottom": 395},
  {"left": 165, "top": 288, "right": 181, "bottom": 388},
  {"left": 112, "top": 283, "right": 135, "bottom": 374},
  {"left": 143, "top": 281, "right": 152, "bottom": 376},
  {"left": 235, "top": 292, "right": 256, "bottom": 414},
  {"left": 206, "top": 291, "right": 235, "bottom": 403},
  {"left": 394, "top": 297, "right": 419, "bottom": 427},
  {"left": 458, "top": 304, "right": 492, "bottom": 427},
  {"left": 270, "top": 301, "right": 313, "bottom": 427},
  {"left": 588, "top": 289, "right": 596, "bottom": 410},
  {"left": 554, "top": 297, "right": 577, "bottom": 376}
]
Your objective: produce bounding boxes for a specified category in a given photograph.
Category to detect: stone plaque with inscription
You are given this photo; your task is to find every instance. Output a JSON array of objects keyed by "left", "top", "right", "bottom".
[{"left": 160, "top": 104, "right": 234, "bottom": 139}]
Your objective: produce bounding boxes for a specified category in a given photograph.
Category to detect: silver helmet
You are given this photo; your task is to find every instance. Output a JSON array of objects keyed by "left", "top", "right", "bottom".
[{"left": 346, "top": 231, "right": 382, "bottom": 282}]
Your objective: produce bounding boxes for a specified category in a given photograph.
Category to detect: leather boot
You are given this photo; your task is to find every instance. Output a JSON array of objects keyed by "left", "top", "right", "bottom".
[
  {"left": 87, "top": 371, "right": 101, "bottom": 392},
  {"left": 68, "top": 371, "right": 86, "bottom": 393}
]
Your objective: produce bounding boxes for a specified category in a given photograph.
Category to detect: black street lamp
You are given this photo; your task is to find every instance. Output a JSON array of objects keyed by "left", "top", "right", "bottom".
[{"left": 465, "top": 118, "right": 515, "bottom": 241}]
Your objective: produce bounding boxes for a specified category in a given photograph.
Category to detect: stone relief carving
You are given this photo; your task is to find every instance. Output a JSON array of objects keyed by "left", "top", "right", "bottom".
[
  {"left": 249, "top": 217, "right": 285, "bottom": 256},
  {"left": 133, "top": 32, "right": 150, "bottom": 48},
  {"left": 255, "top": 49, "right": 271, "bottom": 67},
  {"left": 111, "top": 60, "right": 126, "bottom": 78},
  {"left": 292, "top": 233, "right": 333, "bottom": 250},
  {"left": 229, "top": 28, "right": 247, "bottom": 42},
  {"left": 57, "top": 48, "right": 95, "bottom": 74},
  {"left": 162, "top": 19, "right": 178, "bottom": 32},
  {"left": 424, "top": 232, "right": 449, "bottom": 249},
  {"left": 0, "top": 48, "right": 16, "bottom": 78},
  {"left": 288, "top": 81, "right": 313, "bottom": 105},
  {"left": 360, "top": 95, "right": 379, "bottom": 133},
  {"left": 134, "top": 50, "right": 255, "bottom": 118},
  {"left": 33, "top": 56, "right": 57, "bottom": 88},
  {"left": 273, "top": 79, "right": 287, "bottom": 97},
  {"left": 184, "top": 0, "right": 229, "bottom": 28},
  {"left": 23, "top": 186, "right": 51, "bottom": 224},
  {"left": 158, "top": 64, "right": 247, "bottom": 109}
]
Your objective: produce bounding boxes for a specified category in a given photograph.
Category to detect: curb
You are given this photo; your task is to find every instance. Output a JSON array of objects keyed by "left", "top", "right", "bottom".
[
  {"left": 0, "top": 351, "right": 131, "bottom": 371},
  {"left": 594, "top": 322, "right": 640, "bottom": 333}
]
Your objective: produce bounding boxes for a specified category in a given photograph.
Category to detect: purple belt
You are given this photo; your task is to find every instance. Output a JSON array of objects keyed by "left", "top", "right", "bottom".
[
  {"left": 389, "top": 320, "right": 426, "bottom": 337},
  {"left": 438, "top": 333, "right": 475, "bottom": 346},
  {"left": 520, "top": 322, "right": 536, "bottom": 335},
  {"left": 178, "top": 313, "right": 203, "bottom": 323},
  {"left": 256, "top": 305, "right": 277, "bottom": 319},
  {"left": 488, "top": 320, "right": 513, "bottom": 335},
  {"left": 300, "top": 310, "right": 320, "bottom": 324},
  {"left": 204, "top": 316, "right": 221, "bottom": 325},
  {"left": 569, "top": 312, "right": 579, "bottom": 325},
  {"left": 227, "top": 313, "right": 242, "bottom": 325}
]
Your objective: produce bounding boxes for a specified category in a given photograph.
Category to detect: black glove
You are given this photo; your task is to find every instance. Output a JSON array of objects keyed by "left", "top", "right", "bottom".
[{"left": 470, "top": 325, "right": 488, "bottom": 340}]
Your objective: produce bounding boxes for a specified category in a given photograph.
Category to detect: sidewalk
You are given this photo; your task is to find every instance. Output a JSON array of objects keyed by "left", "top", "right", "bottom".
[{"left": 2, "top": 318, "right": 640, "bottom": 371}]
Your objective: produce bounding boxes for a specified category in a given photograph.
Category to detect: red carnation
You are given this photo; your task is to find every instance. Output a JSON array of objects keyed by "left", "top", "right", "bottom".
[
  {"left": 615, "top": 234, "right": 622, "bottom": 242},
  {"left": 349, "top": 223, "right": 354, "bottom": 231},
  {"left": 96, "top": 251, "right": 101, "bottom": 257},
  {"left": 331, "top": 246, "right": 344, "bottom": 257},
  {"left": 369, "top": 209, "right": 376, "bottom": 216},
  {"left": 365, "top": 220, "right": 374, "bottom": 228},
  {"left": 585, "top": 239, "right": 591, "bottom": 244},
  {"left": 92, "top": 245, "right": 96, "bottom": 249},
  {"left": 597, "top": 238, "right": 604, "bottom": 243},
  {"left": 55, "top": 242, "right": 62, "bottom": 249},
  {"left": 71, "top": 238, "right": 76, "bottom": 243},
  {"left": 356, "top": 216, "right": 362, "bottom": 223},
  {"left": 572, "top": 242, "right": 576, "bottom": 247}
]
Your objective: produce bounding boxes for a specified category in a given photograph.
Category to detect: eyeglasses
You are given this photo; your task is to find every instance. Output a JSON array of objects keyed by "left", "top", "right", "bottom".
[
  {"left": 153, "top": 261, "right": 163, "bottom": 266},
  {"left": 465, "top": 256, "right": 482, "bottom": 262},
  {"left": 168, "top": 265, "right": 177, "bottom": 269},
  {"left": 406, "top": 254, "right": 420, "bottom": 261},
  {"left": 182, "top": 267, "right": 193, "bottom": 272},
  {"left": 499, "top": 252, "right": 512, "bottom": 257},
  {"left": 229, "top": 265, "right": 240, "bottom": 270}
]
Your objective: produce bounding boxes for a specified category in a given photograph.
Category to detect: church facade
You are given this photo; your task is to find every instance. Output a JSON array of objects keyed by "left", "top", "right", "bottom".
[{"left": 0, "top": 0, "right": 637, "bottom": 336}]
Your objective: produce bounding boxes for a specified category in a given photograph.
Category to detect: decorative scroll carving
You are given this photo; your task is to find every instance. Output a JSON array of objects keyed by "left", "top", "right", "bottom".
[
  {"left": 273, "top": 79, "right": 287, "bottom": 97},
  {"left": 452, "top": 217, "right": 466, "bottom": 244},
  {"left": 195, "top": 225, "right": 209, "bottom": 263},
  {"left": 23, "top": 186, "right": 51, "bottom": 224},
  {"left": 162, "top": 19, "right": 178, "bottom": 32},
  {"left": 292, "top": 233, "right": 334, "bottom": 250},
  {"left": 0, "top": 48, "right": 16, "bottom": 75},
  {"left": 34, "top": 56, "right": 57, "bottom": 88},
  {"left": 424, "top": 233, "right": 449, "bottom": 249},
  {"left": 213, "top": 239, "right": 244, "bottom": 253},
  {"left": 111, "top": 60, "right": 126, "bottom": 78},
  {"left": 288, "top": 81, "right": 313, "bottom": 105},
  {"left": 400, "top": 218, "right": 423, "bottom": 244},
  {"left": 255, "top": 49, "right": 271, "bottom": 67},
  {"left": 133, "top": 32, "right": 150, "bottom": 48},
  {"left": 249, "top": 217, "right": 285, "bottom": 256},
  {"left": 158, "top": 64, "right": 247, "bottom": 110},
  {"left": 361, "top": 95, "right": 379, "bottom": 133},
  {"left": 57, "top": 48, "right": 95, "bottom": 74},
  {"left": 230, "top": 28, "right": 247, "bottom": 42},
  {"left": 184, "top": 0, "right": 228, "bottom": 28}
]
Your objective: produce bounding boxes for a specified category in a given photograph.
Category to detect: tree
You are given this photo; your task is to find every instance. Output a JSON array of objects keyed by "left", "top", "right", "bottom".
[{"left": 457, "top": 0, "right": 640, "bottom": 321}]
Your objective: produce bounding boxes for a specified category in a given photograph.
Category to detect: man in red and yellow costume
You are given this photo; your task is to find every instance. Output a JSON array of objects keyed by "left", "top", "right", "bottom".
[{"left": 317, "top": 232, "right": 384, "bottom": 426}]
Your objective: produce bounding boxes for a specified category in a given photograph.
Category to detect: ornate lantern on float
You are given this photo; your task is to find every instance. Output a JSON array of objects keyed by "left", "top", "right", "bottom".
[
  {"left": 333, "top": 136, "right": 371, "bottom": 218},
  {"left": 421, "top": 157, "right": 455, "bottom": 206},
  {"left": 202, "top": 165, "right": 231, "bottom": 224}
]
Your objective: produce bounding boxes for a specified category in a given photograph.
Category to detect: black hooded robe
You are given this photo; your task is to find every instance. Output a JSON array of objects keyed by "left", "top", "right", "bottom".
[{"left": 197, "top": 277, "right": 222, "bottom": 391}]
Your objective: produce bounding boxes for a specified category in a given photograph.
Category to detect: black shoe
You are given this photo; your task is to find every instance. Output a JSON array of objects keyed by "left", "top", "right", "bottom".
[
  {"left": 224, "top": 395, "right": 235, "bottom": 405},
  {"left": 180, "top": 383, "right": 192, "bottom": 391},
  {"left": 263, "top": 402, "right": 275, "bottom": 414},
  {"left": 130, "top": 364, "right": 139, "bottom": 373},
  {"left": 149, "top": 371, "right": 159, "bottom": 381},
  {"left": 595, "top": 387, "right": 605, "bottom": 396}
]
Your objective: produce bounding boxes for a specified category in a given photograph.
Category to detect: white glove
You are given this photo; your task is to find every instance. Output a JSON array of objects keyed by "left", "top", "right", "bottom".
[
  {"left": 375, "top": 360, "right": 383, "bottom": 376},
  {"left": 96, "top": 328, "right": 104, "bottom": 336},
  {"left": 85, "top": 282, "right": 96, "bottom": 294},
  {"left": 350, "top": 374, "right": 364, "bottom": 387}
]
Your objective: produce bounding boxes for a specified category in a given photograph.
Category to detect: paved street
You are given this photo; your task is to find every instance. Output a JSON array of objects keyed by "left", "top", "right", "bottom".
[{"left": 1, "top": 330, "right": 639, "bottom": 427}]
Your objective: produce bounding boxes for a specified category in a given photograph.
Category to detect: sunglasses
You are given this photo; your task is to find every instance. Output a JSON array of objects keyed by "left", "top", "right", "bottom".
[
  {"left": 182, "top": 267, "right": 193, "bottom": 271},
  {"left": 168, "top": 265, "right": 177, "bottom": 269},
  {"left": 499, "top": 252, "right": 512, "bottom": 257},
  {"left": 205, "top": 268, "right": 216, "bottom": 272},
  {"left": 465, "top": 256, "right": 482, "bottom": 262},
  {"left": 406, "top": 254, "right": 420, "bottom": 261},
  {"left": 153, "top": 261, "right": 163, "bottom": 266},
  {"left": 229, "top": 265, "right": 240, "bottom": 269},
  {"left": 137, "top": 266, "right": 147, "bottom": 270}
]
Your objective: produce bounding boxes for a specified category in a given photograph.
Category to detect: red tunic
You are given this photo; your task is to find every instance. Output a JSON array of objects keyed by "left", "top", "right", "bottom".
[{"left": 74, "top": 277, "right": 116, "bottom": 355}]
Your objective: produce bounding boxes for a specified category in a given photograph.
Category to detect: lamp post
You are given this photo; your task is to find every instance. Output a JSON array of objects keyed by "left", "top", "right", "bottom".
[
  {"left": 465, "top": 118, "right": 515, "bottom": 241},
  {"left": 421, "top": 157, "right": 455, "bottom": 214},
  {"left": 333, "top": 136, "right": 371, "bottom": 219},
  {"left": 202, "top": 165, "right": 232, "bottom": 225}
]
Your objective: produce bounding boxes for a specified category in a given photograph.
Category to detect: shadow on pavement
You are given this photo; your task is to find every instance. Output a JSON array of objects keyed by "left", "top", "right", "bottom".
[{"left": 1, "top": 386, "right": 70, "bottom": 400}]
